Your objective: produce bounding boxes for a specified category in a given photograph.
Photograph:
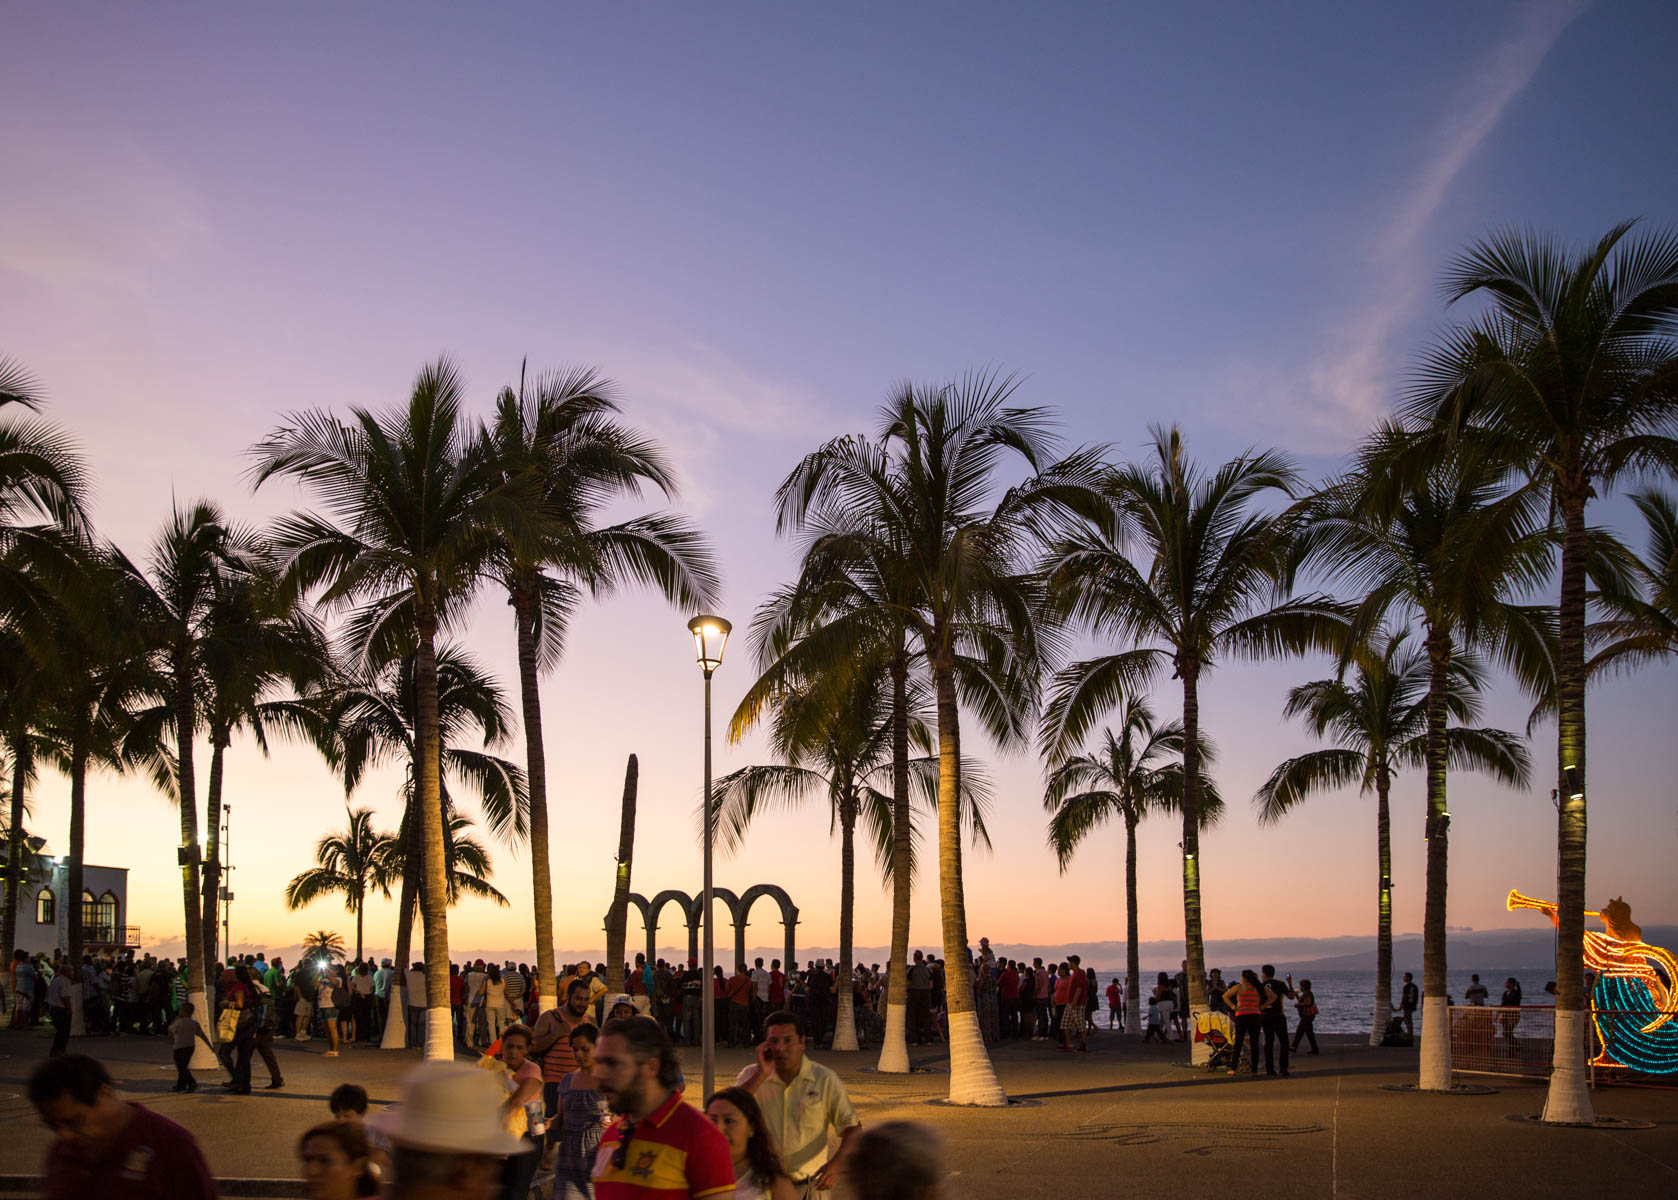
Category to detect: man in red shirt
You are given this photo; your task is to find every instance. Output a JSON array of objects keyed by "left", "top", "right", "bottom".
[
  {"left": 997, "top": 960, "right": 1020, "bottom": 1037},
  {"left": 724, "top": 965, "right": 752, "bottom": 1048},
  {"left": 31, "top": 1054, "right": 218, "bottom": 1200},
  {"left": 768, "top": 959, "right": 787, "bottom": 1006},
  {"left": 591, "top": 1016, "right": 733, "bottom": 1199}
]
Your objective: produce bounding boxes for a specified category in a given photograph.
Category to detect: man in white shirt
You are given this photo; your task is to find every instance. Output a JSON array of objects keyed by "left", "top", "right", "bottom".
[
  {"left": 750, "top": 957, "right": 772, "bottom": 1036},
  {"left": 736, "top": 1010, "right": 860, "bottom": 1197},
  {"left": 46, "top": 968, "right": 75, "bottom": 1056},
  {"left": 404, "top": 963, "right": 425, "bottom": 1047}
]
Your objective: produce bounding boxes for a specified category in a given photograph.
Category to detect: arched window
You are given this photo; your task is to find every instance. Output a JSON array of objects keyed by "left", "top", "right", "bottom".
[
  {"left": 81, "top": 891, "right": 99, "bottom": 940},
  {"left": 35, "top": 887, "right": 54, "bottom": 925},
  {"left": 99, "top": 891, "right": 119, "bottom": 940}
]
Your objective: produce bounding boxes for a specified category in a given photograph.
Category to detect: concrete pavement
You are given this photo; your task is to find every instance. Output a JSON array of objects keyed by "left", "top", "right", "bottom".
[{"left": 2, "top": 1024, "right": 1673, "bottom": 1197}]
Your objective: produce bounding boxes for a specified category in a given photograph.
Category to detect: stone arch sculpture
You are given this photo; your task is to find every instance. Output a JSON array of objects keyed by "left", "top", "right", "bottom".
[{"left": 612, "top": 884, "right": 798, "bottom": 973}]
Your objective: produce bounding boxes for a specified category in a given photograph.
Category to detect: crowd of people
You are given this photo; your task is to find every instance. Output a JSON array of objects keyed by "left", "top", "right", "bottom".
[{"left": 25, "top": 1008, "right": 948, "bottom": 1200}]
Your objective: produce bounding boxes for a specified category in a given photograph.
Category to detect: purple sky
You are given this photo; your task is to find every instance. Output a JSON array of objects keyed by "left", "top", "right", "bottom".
[{"left": 4, "top": 1, "right": 1674, "bottom": 963}]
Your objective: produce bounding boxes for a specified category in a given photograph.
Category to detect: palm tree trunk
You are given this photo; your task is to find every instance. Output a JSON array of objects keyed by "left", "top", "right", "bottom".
[
  {"left": 379, "top": 824, "right": 421, "bottom": 1050},
  {"left": 1372, "top": 760, "right": 1393, "bottom": 1047},
  {"left": 66, "top": 733, "right": 87, "bottom": 1037},
  {"left": 413, "top": 608, "right": 453, "bottom": 1061},
  {"left": 1544, "top": 493, "right": 1594, "bottom": 1122},
  {"left": 1125, "top": 812, "right": 1142, "bottom": 1037},
  {"left": 832, "top": 789, "right": 859, "bottom": 1052},
  {"left": 513, "top": 588, "right": 559, "bottom": 1008},
  {"left": 1178, "top": 662, "right": 1210, "bottom": 1064},
  {"left": 1419, "top": 627, "right": 1453, "bottom": 1090},
  {"left": 605, "top": 754, "right": 638, "bottom": 994},
  {"left": 200, "top": 731, "right": 228, "bottom": 969},
  {"left": 354, "top": 890, "right": 364, "bottom": 965},
  {"left": 0, "top": 738, "right": 30, "bottom": 989},
  {"left": 174, "top": 664, "right": 214, "bottom": 1067},
  {"left": 876, "top": 649, "right": 913, "bottom": 1073},
  {"left": 934, "top": 654, "right": 1005, "bottom": 1105}
]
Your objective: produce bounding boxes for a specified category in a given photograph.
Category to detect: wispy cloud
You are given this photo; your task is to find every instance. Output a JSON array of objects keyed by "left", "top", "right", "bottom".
[{"left": 1299, "top": 0, "right": 1587, "bottom": 444}]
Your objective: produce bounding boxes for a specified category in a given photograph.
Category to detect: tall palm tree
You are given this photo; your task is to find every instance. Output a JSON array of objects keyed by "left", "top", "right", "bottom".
[
  {"left": 1310, "top": 437, "right": 1552, "bottom": 1089},
  {"left": 1043, "top": 697, "right": 1221, "bottom": 1036},
  {"left": 733, "top": 530, "right": 924, "bottom": 1073},
  {"left": 328, "top": 644, "right": 525, "bottom": 1049},
  {"left": 764, "top": 373, "right": 1088, "bottom": 1104},
  {"left": 1403, "top": 223, "right": 1678, "bottom": 1122},
  {"left": 478, "top": 364, "right": 718, "bottom": 1007},
  {"left": 285, "top": 807, "right": 398, "bottom": 963},
  {"left": 1254, "top": 629, "right": 1530, "bottom": 1045},
  {"left": 35, "top": 549, "right": 147, "bottom": 1034},
  {"left": 1043, "top": 426, "right": 1342, "bottom": 1063},
  {"left": 302, "top": 929, "right": 347, "bottom": 967},
  {"left": 113, "top": 501, "right": 263, "bottom": 1045},
  {"left": 253, "top": 358, "right": 498, "bottom": 1061},
  {"left": 0, "top": 358, "right": 88, "bottom": 973},
  {"left": 718, "top": 662, "right": 988, "bottom": 1051}
]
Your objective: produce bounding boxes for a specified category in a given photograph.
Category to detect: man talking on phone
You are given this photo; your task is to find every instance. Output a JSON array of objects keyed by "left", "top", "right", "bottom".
[{"left": 736, "top": 1010, "right": 860, "bottom": 1197}]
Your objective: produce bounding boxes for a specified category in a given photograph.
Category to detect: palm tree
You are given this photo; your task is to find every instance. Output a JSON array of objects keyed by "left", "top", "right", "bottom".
[
  {"left": 478, "top": 365, "right": 718, "bottom": 1007},
  {"left": 0, "top": 358, "right": 88, "bottom": 974},
  {"left": 1403, "top": 223, "right": 1678, "bottom": 1122},
  {"left": 35, "top": 549, "right": 147, "bottom": 1034},
  {"left": 377, "top": 811, "right": 509, "bottom": 909},
  {"left": 1255, "top": 629, "right": 1530, "bottom": 1045},
  {"left": 0, "top": 630, "right": 52, "bottom": 976},
  {"left": 1042, "top": 426, "right": 1342, "bottom": 1063},
  {"left": 113, "top": 501, "right": 264, "bottom": 1042},
  {"left": 253, "top": 358, "right": 499, "bottom": 1061},
  {"left": 302, "top": 929, "right": 347, "bottom": 968},
  {"left": 285, "top": 807, "right": 398, "bottom": 962},
  {"left": 327, "top": 644, "right": 525, "bottom": 1049},
  {"left": 1587, "top": 490, "right": 1677, "bottom": 675},
  {"left": 763, "top": 373, "right": 1088, "bottom": 1104},
  {"left": 1043, "top": 697, "right": 1221, "bottom": 1036},
  {"left": 718, "top": 660, "right": 988, "bottom": 1052},
  {"left": 1309, "top": 437, "right": 1552, "bottom": 1089}
]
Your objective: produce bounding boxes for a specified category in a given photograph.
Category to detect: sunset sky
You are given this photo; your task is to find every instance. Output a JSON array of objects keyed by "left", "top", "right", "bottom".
[{"left": 4, "top": 1, "right": 1674, "bottom": 965}]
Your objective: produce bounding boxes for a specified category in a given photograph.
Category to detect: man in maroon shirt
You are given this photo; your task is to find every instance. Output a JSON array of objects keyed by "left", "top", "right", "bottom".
[{"left": 31, "top": 1054, "right": 218, "bottom": 1199}]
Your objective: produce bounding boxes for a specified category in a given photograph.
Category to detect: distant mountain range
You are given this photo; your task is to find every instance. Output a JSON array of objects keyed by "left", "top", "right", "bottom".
[{"left": 178, "top": 924, "right": 1678, "bottom": 974}]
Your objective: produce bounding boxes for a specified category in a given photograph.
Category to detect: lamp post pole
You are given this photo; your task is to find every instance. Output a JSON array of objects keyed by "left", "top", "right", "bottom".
[
  {"left": 688, "top": 613, "right": 730, "bottom": 1104},
  {"left": 701, "top": 661, "right": 716, "bottom": 1101}
]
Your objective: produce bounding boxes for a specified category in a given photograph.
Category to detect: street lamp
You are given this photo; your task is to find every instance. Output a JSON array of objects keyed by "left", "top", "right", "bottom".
[{"left": 688, "top": 613, "right": 731, "bottom": 1100}]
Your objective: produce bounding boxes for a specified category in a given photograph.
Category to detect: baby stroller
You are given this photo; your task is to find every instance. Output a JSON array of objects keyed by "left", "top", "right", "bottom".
[{"left": 1202, "top": 1025, "right": 1234, "bottom": 1071}]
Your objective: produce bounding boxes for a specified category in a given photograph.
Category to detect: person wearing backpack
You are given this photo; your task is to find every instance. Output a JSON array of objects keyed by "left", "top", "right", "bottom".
[{"left": 1291, "top": 980, "right": 1320, "bottom": 1055}]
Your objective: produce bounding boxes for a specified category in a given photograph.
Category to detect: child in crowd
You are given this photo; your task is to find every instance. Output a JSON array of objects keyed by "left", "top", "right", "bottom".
[
  {"left": 168, "top": 1002, "right": 214, "bottom": 1092},
  {"left": 1143, "top": 995, "right": 1166, "bottom": 1042}
]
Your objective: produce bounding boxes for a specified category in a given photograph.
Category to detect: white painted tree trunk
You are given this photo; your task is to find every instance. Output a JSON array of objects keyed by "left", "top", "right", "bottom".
[
  {"left": 876, "top": 1002, "right": 909, "bottom": 1072},
  {"left": 380, "top": 981, "right": 407, "bottom": 1050},
  {"left": 187, "top": 987, "right": 218, "bottom": 1069},
  {"left": 946, "top": 1008, "right": 1007, "bottom": 1105},
  {"left": 1417, "top": 996, "right": 1451, "bottom": 1090},
  {"left": 425, "top": 1005, "right": 453, "bottom": 1061},
  {"left": 831, "top": 989, "right": 858, "bottom": 1052},
  {"left": 1541, "top": 1009, "right": 1595, "bottom": 1123},
  {"left": 69, "top": 987, "right": 85, "bottom": 1037},
  {"left": 1369, "top": 992, "right": 1386, "bottom": 1047},
  {"left": 1188, "top": 1004, "right": 1210, "bottom": 1065}
]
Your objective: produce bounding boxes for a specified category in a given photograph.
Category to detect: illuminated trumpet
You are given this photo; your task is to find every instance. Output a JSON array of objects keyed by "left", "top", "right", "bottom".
[{"left": 1506, "top": 889, "right": 1601, "bottom": 920}]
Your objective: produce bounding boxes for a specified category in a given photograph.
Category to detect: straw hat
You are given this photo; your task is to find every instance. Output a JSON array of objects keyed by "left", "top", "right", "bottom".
[{"left": 369, "top": 1062, "right": 527, "bottom": 1156}]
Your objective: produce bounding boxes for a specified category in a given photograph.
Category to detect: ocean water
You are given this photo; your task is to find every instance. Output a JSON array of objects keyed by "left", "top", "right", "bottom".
[{"left": 1083, "top": 967, "right": 1550, "bottom": 1035}]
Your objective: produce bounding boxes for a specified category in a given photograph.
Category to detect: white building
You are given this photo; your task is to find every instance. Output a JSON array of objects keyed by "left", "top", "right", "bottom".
[{"left": 13, "top": 862, "right": 139, "bottom": 957}]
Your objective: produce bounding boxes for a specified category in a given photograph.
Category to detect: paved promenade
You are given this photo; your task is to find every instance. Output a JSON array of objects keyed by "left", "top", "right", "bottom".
[{"left": 1, "top": 1025, "right": 1673, "bottom": 1197}]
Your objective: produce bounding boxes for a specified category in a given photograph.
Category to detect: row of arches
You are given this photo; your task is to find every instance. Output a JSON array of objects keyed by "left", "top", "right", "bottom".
[{"left": 604, "top": 885, "right": 799, "bottom": 972}]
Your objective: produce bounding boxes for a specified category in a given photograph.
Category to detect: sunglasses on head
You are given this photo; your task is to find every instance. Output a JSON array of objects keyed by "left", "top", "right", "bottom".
[{"left": 610, "top": 1121, "right": 639, "bottom": 1171}]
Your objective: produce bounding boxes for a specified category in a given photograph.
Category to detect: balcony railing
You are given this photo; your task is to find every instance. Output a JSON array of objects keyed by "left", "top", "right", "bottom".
[{"left": 81, "top": 924, "right": 141, "bottom": 948}]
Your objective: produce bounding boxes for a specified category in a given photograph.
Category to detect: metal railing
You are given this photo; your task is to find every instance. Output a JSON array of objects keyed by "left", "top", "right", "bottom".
[{"left": 1448, "top": 1005, "right": 1570, "bottom": 1078}]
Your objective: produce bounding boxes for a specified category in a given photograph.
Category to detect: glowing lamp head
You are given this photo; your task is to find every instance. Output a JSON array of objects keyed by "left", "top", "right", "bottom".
[{"left": 687, "top": 614, "right": 732, "bottom": 674}]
